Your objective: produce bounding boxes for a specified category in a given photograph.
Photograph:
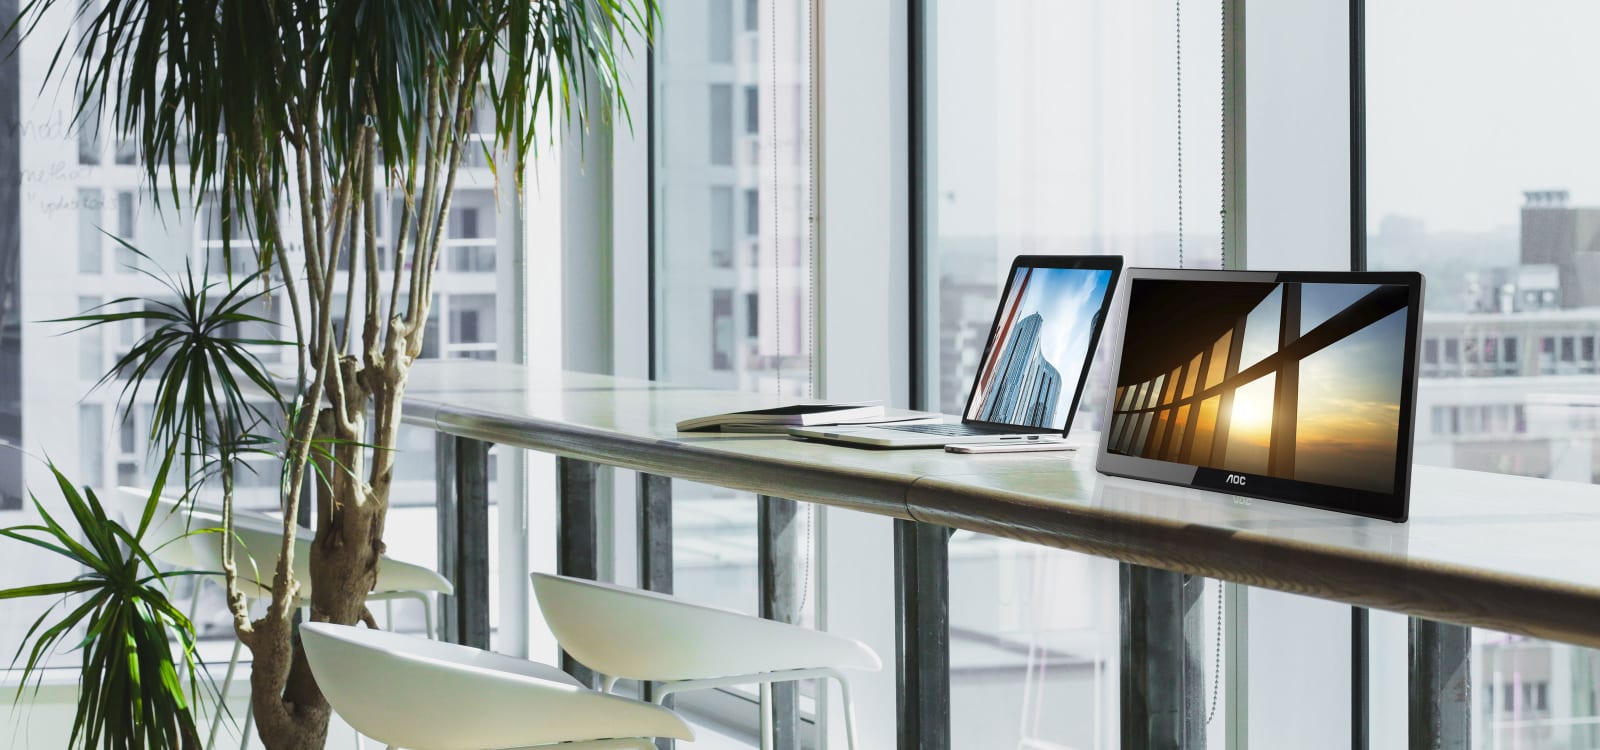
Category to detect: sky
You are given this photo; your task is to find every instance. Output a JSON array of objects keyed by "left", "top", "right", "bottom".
[
  {"left": 1293, "top": 309, "right": 1407, "bottom": 494},
  {"left": 1366, "top": 0, "right": 1600, "bottom": 233}
]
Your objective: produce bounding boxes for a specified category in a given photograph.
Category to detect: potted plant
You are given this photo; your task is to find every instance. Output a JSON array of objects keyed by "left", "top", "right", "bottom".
[{"left": 4, "top": 2, "right": 653, "bottom": 747}]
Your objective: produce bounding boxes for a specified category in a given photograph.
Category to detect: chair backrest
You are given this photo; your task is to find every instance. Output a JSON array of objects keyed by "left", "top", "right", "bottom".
[
  {"left": 299, "top": 623, "right": 693, "bottom": 750},
  {"left": 531, "top": 572, "right": 882, "bottom": 681},
  {"left": 115, "top": 487, "right": 452, "bottom": 598},
  {"left": 106, "top": 488, "right": 215, "bottom": 572}
]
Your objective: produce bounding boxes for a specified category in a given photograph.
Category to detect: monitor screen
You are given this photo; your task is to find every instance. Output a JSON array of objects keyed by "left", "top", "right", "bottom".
[
  {"left": 963, "top": 259, "right": 1119, "bottom": 431},
  {"left": 1096, "top": 269, "right": 1424, "bottom": 521}
]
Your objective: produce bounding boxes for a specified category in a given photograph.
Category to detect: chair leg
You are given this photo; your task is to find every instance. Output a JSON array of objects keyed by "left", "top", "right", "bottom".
[
  {"left": 833, "top": 674, "right": 861, "bottom": 750},
  {"left": 188, "top": 577, "right": 203, "bottom": 623},
  {"left": 420, "top": 592, "right": 435, "bottom": 640},
  {"left": 238, "top": 694, "right": 255, "bottom": 750},
  {"left": 760, "top": 682, "right": 774, "bottom": 750},
  {"left": 206, "top": 637, "right": 244, "bottom": 750}
]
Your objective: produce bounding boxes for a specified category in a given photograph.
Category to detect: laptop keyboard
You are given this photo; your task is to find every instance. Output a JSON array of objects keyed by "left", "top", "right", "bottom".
[{"left": 878, "top": 423, "right": 1022, "bottom": 437}]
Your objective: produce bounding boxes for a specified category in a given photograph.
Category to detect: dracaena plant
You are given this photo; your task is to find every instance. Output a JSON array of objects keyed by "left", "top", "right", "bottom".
[
  {"left": 5, "top": 1, "right": 654, "bottom": 747},
  {"left": 0, "top": 450, "right": 209, "bottom": 750}
]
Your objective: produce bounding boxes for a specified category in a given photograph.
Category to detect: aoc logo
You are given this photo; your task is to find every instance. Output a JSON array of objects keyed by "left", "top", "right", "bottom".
[{"left": 1224, "top": 474, "right": 1248, "bottom": 486}]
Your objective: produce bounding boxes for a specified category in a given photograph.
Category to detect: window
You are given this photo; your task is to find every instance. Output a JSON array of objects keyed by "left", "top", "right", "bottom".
[
  {"left": 743, "top": 188, "right": 759, "bottom": 237},
  {"left": 78, "top": 117, "right": 101, "bottom": 165},
  {"left": 77, "top": 188, "right": 102, "bottom": 273},
  {"left": 744, "top": 85, "right": 759, "bottom": 135},
  {"left": 78, "top": 404, "right": 103, "bottom": 486},
  {"left": 711, "top": 289, "right": 733, "bottom": 371},
  {"left": 444, "top": 294, "right": 495, "bottom": 360},
  {"left": 77, "top": 295, "right": 101, "bottom": 380},
  {"left": 1368, "top": 3, "right": 1600, "bottom": 744},
  {"left": 709, "top": 84, "right": 734, "bottom": 166},
  {"left": 710, "top": 187, "right": 734, "bottom": 267},
  {"left": 707, "top": 0, "right": 733, "bottom": 64},
  {"left": 444, "top": 190, "right": 496, "bottom": 273},
  {"left": 923, "top": 0, "right": 1225, "bottom": 745},
  {"left": 654, "top": 0, "right": 818, "bottom": 734}
]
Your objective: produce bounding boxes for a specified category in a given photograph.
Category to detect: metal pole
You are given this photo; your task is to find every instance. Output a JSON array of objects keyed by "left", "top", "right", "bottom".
[
  {"left": 639, "top": 473, "right": 675, "bottom": 750},
  {"left": 435, "top": 434, "right": 493, "bottom": 648},
  {"left": 1409, "top": 618, "right": 1470, "bottom": 750},
  {"left": 1121, "top": 564, "right": 1206, "bottom": 748},
  {"left": 893, "top": 519, "right": 951, "bottom": 750},
  {"left": 759, "top": 495, "right": 802, "bottom": 750},
  {"left": 557, "top": 457, "right": 600, "bottom": 687},
  {"left": 1353, "top": 608, "right": 1369, "bottom": 750}
]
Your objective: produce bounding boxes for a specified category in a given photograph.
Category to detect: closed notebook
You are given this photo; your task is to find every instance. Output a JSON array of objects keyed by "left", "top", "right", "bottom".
[{"left": 676, "top": 403, "right": 884, "bottom": 432}]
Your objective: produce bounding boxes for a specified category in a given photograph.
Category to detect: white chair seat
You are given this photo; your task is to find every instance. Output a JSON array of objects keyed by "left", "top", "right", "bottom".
[
  {"left": 532, "top": 572, "right": 880, "bottom": 682},
  {"left": 112, "top": 487, "right": 455, "bottom": 750},
  {"left": 300, "top": 623, "right": 694, "bottom": 750}
]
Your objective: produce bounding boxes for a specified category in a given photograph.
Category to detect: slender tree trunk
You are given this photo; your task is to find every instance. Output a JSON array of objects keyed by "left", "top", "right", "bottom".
[{"left": 249, "top": 357, "right": 403, "bottom": 750}]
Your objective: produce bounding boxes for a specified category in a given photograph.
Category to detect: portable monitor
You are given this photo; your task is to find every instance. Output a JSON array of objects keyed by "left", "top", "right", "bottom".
[{"left": 1096, "top": 268, "right": 1424, "bottom": 521}]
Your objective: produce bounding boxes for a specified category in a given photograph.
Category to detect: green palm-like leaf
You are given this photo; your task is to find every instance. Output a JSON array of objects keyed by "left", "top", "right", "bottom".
[
  {"left": 52, "top": 239, "right": 289, "bottom": 489},
  {"left": 0, "top": 450, "right": 209, "bottom": 750}
]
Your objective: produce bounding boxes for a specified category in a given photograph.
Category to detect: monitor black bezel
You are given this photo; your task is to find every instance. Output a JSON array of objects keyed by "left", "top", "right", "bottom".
[
  {"left": 958, "top": 254, "right": 1124, "bottom": 435},
  {"left": 1094, "top": 267, "right": 1425, "bottom": 523}
]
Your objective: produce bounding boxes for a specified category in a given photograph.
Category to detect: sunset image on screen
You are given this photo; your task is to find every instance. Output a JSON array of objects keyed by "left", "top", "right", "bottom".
[{"left": 1107, "top": 280, "right": 1409, "bottom": 494}]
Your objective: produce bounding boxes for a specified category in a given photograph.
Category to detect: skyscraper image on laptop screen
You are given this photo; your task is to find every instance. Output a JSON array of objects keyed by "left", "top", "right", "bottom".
[
  {"left": 1096, "top": 269, "right": 1424, "bottom": 522},
  {"left": 964, "top": 264, "right": 1116, "bottom": 430}
]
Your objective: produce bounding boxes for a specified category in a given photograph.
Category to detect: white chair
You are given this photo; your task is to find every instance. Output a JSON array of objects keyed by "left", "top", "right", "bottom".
[
  {"left": 112, "top": 488, "right": 454, "bottom": 750},
  {"left": 300, "top": 623, "right": 694, "bottom": 750},
  {"left": 531, "top": 572, "right": 881, "bottom": 750}
]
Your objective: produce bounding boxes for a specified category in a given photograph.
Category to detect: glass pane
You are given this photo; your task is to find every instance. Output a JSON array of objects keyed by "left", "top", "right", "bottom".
[
  {"left": 949, "top": 535, "right": 1123, "bottom": 748},
  {"left": 923, "top": 0, "right": 1226, "bottom": 427},
  {"left": 654, "top": 0, "right": 816, "bottom": 622},
  {"left": 1368, "top": 2, "right": 1600, "bottom": 745}
]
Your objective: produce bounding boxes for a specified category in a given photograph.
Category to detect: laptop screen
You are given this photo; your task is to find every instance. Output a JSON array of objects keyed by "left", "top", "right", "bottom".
[
  {"left": 963, "top": 262, "right": 1118, "bottom": 430},
  {"left": 1097, "top": 270, "right": 1423, "bottom": 521}
]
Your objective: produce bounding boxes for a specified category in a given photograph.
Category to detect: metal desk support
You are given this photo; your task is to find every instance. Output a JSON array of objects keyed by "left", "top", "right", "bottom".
[
  {"left": 557, "top": 457, "right": 600, "bottom": 688},
  {"left": 1410, "top": 618, "right": 1470, "bottom": 749},
  {"left": 638, "top": 473, "right": 675, "bottom": 750},
  {"left": 759, "top": 495, "right": 803, "bottom": 749},
  {"left": 894, "top": 519, "right": 951, "bottom": 750},
  {"left": 435, "top": 434, "right": 491, "bottom": 650},
  {"left": 1121, "top": 564, "right": 1206, "bottom": 748}
]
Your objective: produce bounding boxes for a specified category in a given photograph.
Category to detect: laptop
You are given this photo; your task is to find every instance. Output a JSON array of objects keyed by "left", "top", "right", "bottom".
[{"left": 790, "top": 255, "right": 1123, "bottom": 448}]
